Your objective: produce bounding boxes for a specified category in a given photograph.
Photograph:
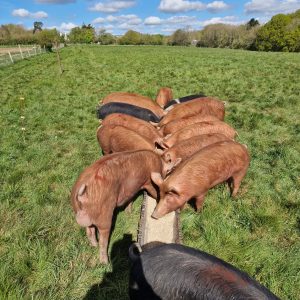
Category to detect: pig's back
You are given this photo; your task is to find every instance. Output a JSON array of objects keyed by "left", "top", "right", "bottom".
[
  {"left": 171, "top": 133, "right": 230, "bottom": 161},
  {"left": 171, "top": 141, "right": 249, "bottom": 187},
  {"left": 133, "top": 243, "right": 279, "bottom": 300},
  {"left": 175, "top": 121, "right": 237, "bottom": 141},
  {"left": 102, "top": 92, "right": 164, "bottom": 117}
]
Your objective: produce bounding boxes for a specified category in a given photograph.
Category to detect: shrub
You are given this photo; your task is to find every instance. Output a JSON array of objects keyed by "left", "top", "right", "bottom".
[{"left": 37, "top": 29, "right": 60, "bottom": 51}]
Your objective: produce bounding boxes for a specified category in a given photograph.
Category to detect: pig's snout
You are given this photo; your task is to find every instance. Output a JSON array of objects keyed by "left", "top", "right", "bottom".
[{"left": 151, "top": 206, "right": 164, "bottom": 219}]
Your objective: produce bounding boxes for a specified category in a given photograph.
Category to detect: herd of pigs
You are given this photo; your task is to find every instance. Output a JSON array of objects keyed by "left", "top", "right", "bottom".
[{"left": 71, "top": 88, "right": 279, "bottom": 299}]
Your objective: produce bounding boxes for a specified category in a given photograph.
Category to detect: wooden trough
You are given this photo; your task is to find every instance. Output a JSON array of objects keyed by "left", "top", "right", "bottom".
[{"left": 137, "top": 192, "right": 181, "bottom": 246}]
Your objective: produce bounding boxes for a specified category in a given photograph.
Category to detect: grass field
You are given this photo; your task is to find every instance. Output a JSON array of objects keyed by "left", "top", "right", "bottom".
[{"left": 0, "top": 45, "right": 299, "bottom": 299}]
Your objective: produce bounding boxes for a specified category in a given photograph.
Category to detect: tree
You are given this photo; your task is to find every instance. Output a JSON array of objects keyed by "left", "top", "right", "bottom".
[
  {"left": 169, "top": 29, "right": 190, "bottom": 46},
  {"left": 0, "top": 24, "right": 37, "bottom": 45},
  {"left": 247, "top": 18, "right": 259, "bottom": 29},
  {"left": 255, "top": 11, "right": 300, "bottom": 52},
  {"left": 119, "top": 30, "right": 142, "bottom": 45},
  {"left": 37, "top": 29, "right": 60, "bottom": 51},
  {"left": 33, "top": 21, "right": 43, "bottom": 34},
  {"left": 68, "top": 25, "right": 96, "bottom": 43},
  {"left": 97, "top": 29, "right": 116, "bottom": 45}
]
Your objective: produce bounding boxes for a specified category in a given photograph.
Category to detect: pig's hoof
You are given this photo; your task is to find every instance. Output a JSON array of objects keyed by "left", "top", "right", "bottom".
[
  {"left": 99, "top": 256, "right": 109, "bottom": 265},
  {"left": 90, "top": 240, "right": 98, "bottom": 247}
]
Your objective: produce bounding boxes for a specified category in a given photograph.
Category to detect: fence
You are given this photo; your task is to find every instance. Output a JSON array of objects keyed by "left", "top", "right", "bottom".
[{"left": 0, "top": 44, "right": 65, "bottom": 67}]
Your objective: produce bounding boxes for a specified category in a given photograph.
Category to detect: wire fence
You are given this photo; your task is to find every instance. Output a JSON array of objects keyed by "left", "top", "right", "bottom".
[{"left": 0, "top": 44, "right": 64, "bottom": 67}]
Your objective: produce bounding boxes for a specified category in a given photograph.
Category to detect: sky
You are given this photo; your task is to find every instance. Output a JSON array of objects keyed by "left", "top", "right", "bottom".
[{"left": 1, "top": 0, "right": 300, "bottom": 35}]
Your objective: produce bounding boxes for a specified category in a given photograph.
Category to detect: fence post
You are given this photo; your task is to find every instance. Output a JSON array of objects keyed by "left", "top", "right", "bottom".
[
  {"left": 8, "top": 51, "right": 14, "bottom": 63},
  {"left": 34, "top": 46, "right": 37, "bottom": 55},
  {"left": 18, "top": 44, "right": 24, "bottom": 59}
]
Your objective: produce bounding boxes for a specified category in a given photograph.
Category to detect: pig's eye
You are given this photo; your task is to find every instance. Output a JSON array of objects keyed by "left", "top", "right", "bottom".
[{"left": 167, "top": 189, "right": 179, "bottom": 196}]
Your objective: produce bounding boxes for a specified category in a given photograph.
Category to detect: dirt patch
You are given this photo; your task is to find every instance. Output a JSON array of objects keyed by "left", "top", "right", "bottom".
[{"left": 0, "top": 47, "right": 34, "bottom": 54}]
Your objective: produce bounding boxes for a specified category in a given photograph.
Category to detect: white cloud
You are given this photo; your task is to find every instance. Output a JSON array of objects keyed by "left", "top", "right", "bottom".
[
  {"left": 93, "top": 17, "right": 106, "bottom": 24},
  {"left": 144, "top": 16, "right": 162, "bottom": 25},
  {"left": 200, "top": 16, "right": 243, "bottom": 26},
  {"left": 245, "top": 0, "right": 300, "bottom": 15},
  {"left": 158, "top": 0, "right": 230, "bottom": 13},
  {"left": 207, "top": 1, "right": 230, "bottom": 13},
  {"left": 92, "top": 14, "right": 142, "bottom": 25},
  {"left": 59, "top": 22, "right": 77, "bottom": 32},
  {"left": 12, "top": 8, "right": 30, "bottom": 17},
  {"left": 12, "top": 8, "right": 48, "bottom": 18},
  {"left": 33, "top": 11, "right": 48, "bottom": 18},
  {"left": 46, "top": 22, "right": 77, "bottom": 33},
  {"left": 166, "top": 15, "right": 197, "bottom": 24},
  {"left": 159, "top": 0, "right": 206, "bottom": 13},
  {"left": 89, "top": 1, "right": 136, "bottom": 13}
]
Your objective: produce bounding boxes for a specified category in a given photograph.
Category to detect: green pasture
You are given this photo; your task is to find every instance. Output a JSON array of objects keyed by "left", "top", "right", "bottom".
[{"left": 0, "top": 45, "right": 299, "bottom": 299}]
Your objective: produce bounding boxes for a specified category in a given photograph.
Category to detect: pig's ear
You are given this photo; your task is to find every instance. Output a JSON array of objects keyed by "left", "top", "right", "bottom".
[
  {"left": 77, "top": 184, "right": 88, "bottom": 203},
  {"left": 164, "top": 105, "right": 174, "bottom": 112},
  {"left": 128, "top": 242, "right": 142, "bottom": 263},
  {"left": 155, "top": 139, "right": 169, "bottom": 150},
  {"left": 149, "top": 121, "right": 159, "bottom": 127},
  {"left": 173, "top": 157, "right": 182, "bottom": 168},
  {"left": 165, "top": 153, "right": 171, "bottom": 163},
  {"left": 151, "top": 172, "right": 164, "bottom": 187},
  {"left": 164, "top": 134, "right": 172, "bottom": 140},
  {"left": 154, "top": 148, "right": 164, "bottom": 155}
]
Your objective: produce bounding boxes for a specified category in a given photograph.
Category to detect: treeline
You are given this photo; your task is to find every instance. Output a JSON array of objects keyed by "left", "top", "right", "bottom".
[
  {"left": 0, "top": 22, "right": 62, "bottom": 51},
  {"left": 0, "top": 9, "right": 299, "bottom": 52},
  {"left": 196, "top": 10, "right": 300, "bottom": 51},
  {"left": 67, "top": 9, "right": 299, "bottom": 52}
]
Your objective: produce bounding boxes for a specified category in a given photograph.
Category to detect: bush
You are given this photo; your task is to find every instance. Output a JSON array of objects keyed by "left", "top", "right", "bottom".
[
  {"left": 68, "top": 25, "right": 96, "bottom": 44},
  {"left": 0, "top": 24, "right": 38, "bottom": 45},
  {"left": 255, "top": 11, "right": 300, "bottom": 52},
  {"left": 196, "top": 24, "right": 259, "bottom": 50},
  {"left": 37, "top": 29, "right": 60, "bottom": 51},
  {"left": 169, "top": 29, "right": 190, "bottom": 46},
  {"left": 118, "top": 30, "right": 142, "bottom": 45},
  {"left": 97, "top": 30, "right": 116, "bottom": 45}
]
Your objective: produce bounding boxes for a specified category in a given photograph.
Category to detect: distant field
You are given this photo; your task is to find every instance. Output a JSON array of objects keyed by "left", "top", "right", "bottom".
[
  {"left": 0, "top": 45, "right": 299, "bottom": 299},
  {"left": 0, "top": 46, "right": 33, "bottom": 54}
]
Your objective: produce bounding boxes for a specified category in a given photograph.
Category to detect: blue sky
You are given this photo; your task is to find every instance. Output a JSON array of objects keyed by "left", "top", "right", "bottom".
[{"left": 1, "top": 0, "right": 300, "bottom": 34}]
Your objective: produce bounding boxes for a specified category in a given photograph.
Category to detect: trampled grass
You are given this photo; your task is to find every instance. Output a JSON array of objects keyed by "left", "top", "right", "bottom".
[{"left": 0, "top": 45, "right": 299, "bottom": 299}]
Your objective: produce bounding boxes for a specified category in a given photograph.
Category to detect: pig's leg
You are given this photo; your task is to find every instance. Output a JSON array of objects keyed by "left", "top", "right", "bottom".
[
  {"left": 227, "top": 177, "right": 233, "bottom": 194},
  {"left": 86, "top": 226, "right": 98, "bottom": 247},
  {"left": 231, "top": 168, "right": 247, "bottom": 197},
  {"left": 195, "top": 194, "right": 206, "bottom": 212},
  {"left": 95, "top": 214, "right": 113, "bottom": 264}
]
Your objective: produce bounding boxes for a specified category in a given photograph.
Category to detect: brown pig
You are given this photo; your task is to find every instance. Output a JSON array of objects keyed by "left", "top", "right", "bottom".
[
  {"left": 71, "top": 150, "right": 163, "bottom": 263},
  {"left": 101, "top": 113, "right": 163, "bottom": 145},
  {"left": 161, "top": 133, "right": 230, "bottom": 176},
  {"left": 159, "top": 114, "right": 221, "bottom": 136},
  {"left": 102, "top": 92, "right": 165, "bottom": 119},
  {"left": 158, "top": 97, "right": 225, "bottom": 127},
  {"left": 97, "top": 124, "right": 156, "bottom": 155},
  {"left": 151, "top": 141, "right": 250, "bottom": 219},
  {"left": 155, "top": 87, "right": 173, "bottom": 108},
  {"left": 160, "top": 121, "right": 237, "bottom": 148}
]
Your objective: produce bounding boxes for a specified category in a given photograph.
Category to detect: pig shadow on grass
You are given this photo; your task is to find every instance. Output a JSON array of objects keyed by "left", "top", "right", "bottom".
[{"left": 83, "top": 233, "right": 133, "bottom": 300}]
